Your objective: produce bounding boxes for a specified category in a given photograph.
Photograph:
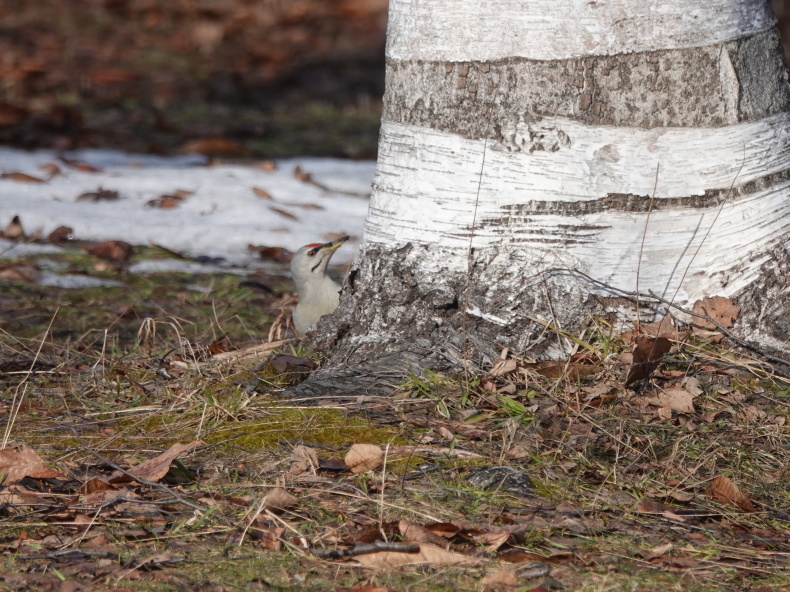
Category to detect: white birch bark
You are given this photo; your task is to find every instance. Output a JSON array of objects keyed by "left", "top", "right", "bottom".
[{"left": 310, "top": 0, "right": 790, "bottom": 375}]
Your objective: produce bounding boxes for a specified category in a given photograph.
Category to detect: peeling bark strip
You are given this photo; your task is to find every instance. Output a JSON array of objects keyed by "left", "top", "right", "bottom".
[
  {"left": 506, "top": 166, "right": 790, "bottom": 214},
  {"left": 387, "top": 0, "right": 775, "bottom": 61},
  {"left": 383, "top": 29, "right": 790, "bottom": 132}
]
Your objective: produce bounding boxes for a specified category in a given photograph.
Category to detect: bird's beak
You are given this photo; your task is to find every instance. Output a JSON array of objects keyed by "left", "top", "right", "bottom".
[{"left": 319, "top": 235, "right": 349, "bottom": 253}]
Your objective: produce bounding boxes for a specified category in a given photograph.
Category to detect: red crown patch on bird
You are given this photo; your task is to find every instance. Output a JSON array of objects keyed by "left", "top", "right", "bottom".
[{"left": 303, "top": 243, "right": 323, "bottom": 248}]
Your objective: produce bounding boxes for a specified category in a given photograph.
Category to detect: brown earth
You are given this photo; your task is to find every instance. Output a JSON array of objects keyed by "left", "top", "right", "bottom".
[{"left": 0, "top": 0, "right": 387, "bottom": 157}]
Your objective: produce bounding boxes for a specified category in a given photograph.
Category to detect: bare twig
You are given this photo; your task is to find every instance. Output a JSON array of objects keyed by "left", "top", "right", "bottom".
[
  {"left": 2, "top": 307, "right": 58, "bottom": 449},
  {"left": 635, "top": 164, "right": 660, "bottom": 330},
  {"left": 310, "top": 542, "right": 420, "bottom": 559},
  {"left": 462, "top": 138, "right": 487, "bottom": 371},
  {"left": 669, "top": 149, "right": 746, "bottom": 307}
]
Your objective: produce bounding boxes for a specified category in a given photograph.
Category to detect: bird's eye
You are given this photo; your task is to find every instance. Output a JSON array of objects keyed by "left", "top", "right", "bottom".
[{"left": 307, "top": 250, "right": 317, "bottom": 257}]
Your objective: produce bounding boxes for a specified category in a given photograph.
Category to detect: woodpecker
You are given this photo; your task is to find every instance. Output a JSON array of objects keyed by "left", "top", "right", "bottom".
[{"left": 290, "top": 235, "right": 349, "bottom": 336}]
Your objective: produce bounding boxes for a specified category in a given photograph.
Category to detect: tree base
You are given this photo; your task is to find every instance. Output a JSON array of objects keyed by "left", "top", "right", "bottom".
[{"left": 284, "top": 241, "right": 790, "bottom": 401}]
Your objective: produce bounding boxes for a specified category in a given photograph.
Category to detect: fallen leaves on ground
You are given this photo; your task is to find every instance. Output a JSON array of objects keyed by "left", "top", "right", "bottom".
[
  {"left": 76, "top": 187, "right": 120, "bottom": 202},
  {"left": 0, "top": 263, "right": 40, "bottom": 282},
  {"left": 625, "top": 335, "right": 672, "bottom": 386},
  {"left": 0, "top": 266, "right": 787, "bottom": 591},
  {"left": 47, "top": 225, "right": 73, "bottom": 243},
  {"left": 109, "top": 441, "right": 202, "bottom": 484},
  {"left": 0, "top": 171, "right": 46, "bottom": 183},
  {"left": 3, "top": 215, "right": 25, "bottom": 239},
  {"left": 640, "top": 387, "right": 697, "bottom": 414},
  {"left": 353, "top": 543, "right": 482, "bottom": 568},
  {"left": 60, "top": 157, "right": 102, "bottom": 172},
  {"left": 146, "top": 189, "right": 193, "bottom": 209},
  {"left": 0, "top": 445, "right": 63, "bottom": 484},
  {"left": 252, "top": 186, "right": 274, "bottom": 199},
  {"left": 268, "top": 205, "right": 299, "bottom": 221},
  {"left": 691, "top": 296, "right": 741, "bottom": 342},
  {"left": 247, "top": 244, "right": 293, "bottom": 263},
  {"left": 708, "top": 475, "right": 755, "bottom": 512},
  {"left": 345, "top": 444, "right": 384, "bottom": 474},
  {"left": 83, "top": 240, "right": 134, "bottom": 261}
]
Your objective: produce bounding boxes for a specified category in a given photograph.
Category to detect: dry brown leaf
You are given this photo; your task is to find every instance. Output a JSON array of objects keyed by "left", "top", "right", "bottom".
[
  {"left": 634, "top": 498, "right": 686, "bottom": 521},
  {"left": 268, "top": 205, "right": 298, "bottom": 221},
  {"left": 524, "top": 360, "right": 601, "bottom": 380},
  {"left": 0, "top": 171, "right": 46, "bottom": 183},
  {"left": 437, "top": 426, "right": 454, "bottom": 440},
  {"left": 82, "top": 488, "right": 141, "bottom": 506},
  {"left": 691, "top": 296, "right": 741, "bottom": 342},
  {"left": 0, "top": 263, "right": 40, "bottom": 282},
  {"left": 80, "top": 479, "right": 117, "bottom": 495},
  {"left": 290, "top": 445, "right": 319, "bottom": 475},
  {"left": 707, "top": 475, "right": 755, "bottom": 512},
  {"left": 639, "top": 542, "right": 673, "bottom": 560},
  {"left": 623, "top": 315, "right": 687, "bottom": 343},
  {"left": 47, "top": 225, "right": 73, "bottom": 243},
  {"left": 353, "top": 543, "right": 481, "bottom": 568},
  {"left": 480, "top": 568, "right": 519, "bottom": 588},
  {"left": 252, "top": 186, "right": 274, "bottom": 199},
  {"left": 424, "top": 522, "right": 461, "bottom": 538},
  {"left": 491, "top": 358, "right": 517, "bottom": 377},
  {"left": 109, "top": 441, "right": 202, "bottom": 483},
  {"left": 83, "top": 240, "right": 134, "bottom": 261},
  {"left": 345, "top": 443, "right": 384, "bottom": 474},
  {"left": 4, "top": 215, "right": 25, "bottom": 239},
  {"left": 255, "top": 525, "right": 285, "bottom": 551},
  {"left": 399, "top": 520, "right": 450, "bottom": 547},
  {"left": 247, "top": 244, "right": 292, "bottom": 263},
  {"left": 644, "top": 388, "right": 696, "bottom": 414},
  {"left": 263, "top": 487, "right": 297, "bottom": 510},
  {"left": 656, "top": 405, "right": 673, "bottom": 420},
  {"left": 40, "top": 163, "right": 61, "bottom": 178},
  {"left": 738, "top": 405, "right": 767, "bottom": 423},
  {"left": 683, "top": 377, "right": 704, "bottom": 396},
  {"left": 281, "top": 201, "right": 325, "bottom": 210},
  {"left": 60, "top": 157, "right": 103, "bottom": 172},
  {"left": 625, "top": 335, "right": 672, "bottom": 386},
  {"left": 0, "top": 445, "right": 62, "bottom": 484},
  {"left": 293, "top": 164, "right": 313, "bottom": 183},
  {"left": 146, "top": 191, "right": 192, "bottom": 208},
  {"left": 76, "top": 187, "right": 119, "bottom": 201},
  {"left": 254, "top": 160, "right": 278, "bottom": 172}
]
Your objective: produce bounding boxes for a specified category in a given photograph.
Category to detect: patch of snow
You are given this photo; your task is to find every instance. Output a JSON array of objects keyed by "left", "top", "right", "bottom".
[
  {"left": 0, "top": 239, "right": 64, "bottom": 258},
  {"left": 128, "top": 259, "right": 252, "bottom": 275},
  {"left": 0, "top": 147, "right": 374, "bottom": 266},
  {"left": 37, "top": 271, "right": 125, "bottom": 289}
]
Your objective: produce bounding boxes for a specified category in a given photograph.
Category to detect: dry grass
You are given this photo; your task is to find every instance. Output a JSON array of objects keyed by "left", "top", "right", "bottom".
[{"left": 0, "top": 247, "right": 788, "bottom": 592}]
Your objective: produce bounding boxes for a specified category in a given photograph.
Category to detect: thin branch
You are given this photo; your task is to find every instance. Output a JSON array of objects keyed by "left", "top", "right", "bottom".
[
  {"left": 2, "top": 307, "right": 59, "bottom": 449},
  {"left": 310, "top": 542, "right": 420, "bottom": 559},
  {"left": 635, "top": 164, "right": 660, "bottom": 329},
  {"left": 669, "top": 148, "right": 746, "bottom": 306},
  {"left": 462, "top": 138, "right": 487, "bottom": 370}
]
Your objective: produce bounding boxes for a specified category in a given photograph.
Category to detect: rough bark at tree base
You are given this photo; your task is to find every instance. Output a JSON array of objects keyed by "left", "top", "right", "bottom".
[{"left": 284, "top": 241, "right": 790, "bottom": 401}]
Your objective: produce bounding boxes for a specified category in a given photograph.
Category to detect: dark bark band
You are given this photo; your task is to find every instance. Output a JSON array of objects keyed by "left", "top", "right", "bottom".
[{"left": 383, "top": 28, "right": 789, "bottom": 137}]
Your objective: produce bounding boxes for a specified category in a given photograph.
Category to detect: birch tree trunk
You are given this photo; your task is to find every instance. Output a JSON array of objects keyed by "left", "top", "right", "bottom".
[{"left": 301, "top": 0, "right": 790, "bottom": 397}]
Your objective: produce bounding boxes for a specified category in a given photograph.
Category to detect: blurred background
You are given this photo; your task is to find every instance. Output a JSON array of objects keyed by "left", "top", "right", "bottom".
[{"left": 1, "top": 0, "right": 788, "bottom": 160}]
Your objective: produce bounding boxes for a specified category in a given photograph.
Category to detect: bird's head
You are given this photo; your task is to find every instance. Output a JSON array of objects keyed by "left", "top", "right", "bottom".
[{"left": 290, "top": 235, "right": 349, "bottom": 289}]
